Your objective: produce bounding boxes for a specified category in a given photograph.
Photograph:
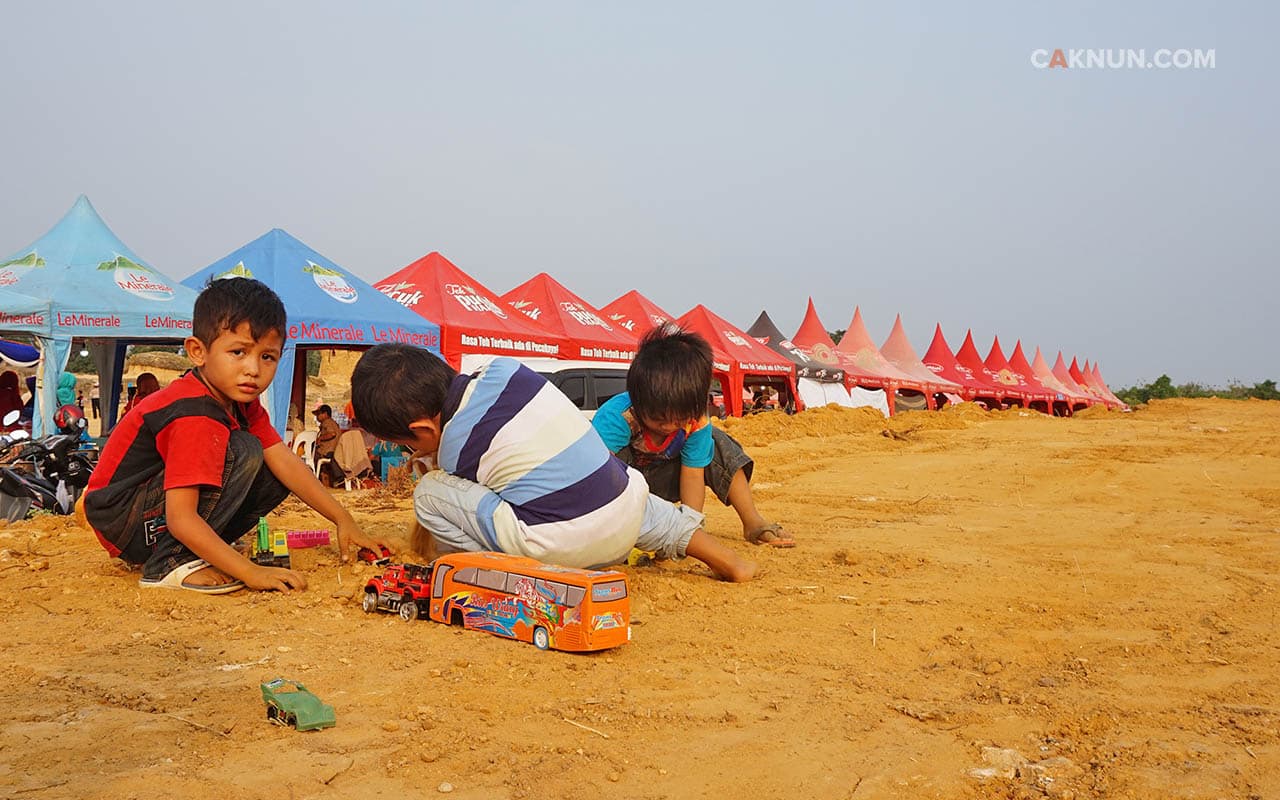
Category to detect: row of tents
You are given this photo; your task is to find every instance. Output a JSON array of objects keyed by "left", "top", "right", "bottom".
[{"left": 0, "top": 196, "right": 1125, "bottom": 436}]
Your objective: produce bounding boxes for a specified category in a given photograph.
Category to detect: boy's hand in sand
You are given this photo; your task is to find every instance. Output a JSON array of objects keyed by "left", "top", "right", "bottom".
[
  {"left": 243, "top": 564, "right": 308, "bottom": 593},
  {"left": 335, "top": 519, "right": 392, "bottom": 564}
]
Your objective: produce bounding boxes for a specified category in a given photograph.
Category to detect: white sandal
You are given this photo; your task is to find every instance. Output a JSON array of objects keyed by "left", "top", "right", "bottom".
[{"left": 139, "top": 559, "right": 245, "bottom": 594}]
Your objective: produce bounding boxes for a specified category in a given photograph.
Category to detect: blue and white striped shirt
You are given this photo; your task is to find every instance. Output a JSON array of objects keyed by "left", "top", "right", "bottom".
[{"left": 431, "top": 358, "right": 648, "bottom": 567}]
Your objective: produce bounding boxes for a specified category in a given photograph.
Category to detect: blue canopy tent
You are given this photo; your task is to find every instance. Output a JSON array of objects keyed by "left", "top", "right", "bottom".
[
  {"left": 183, "top": 229, "right": 442, "bottom": 434},
  {"left": 0, "top": 196, "right": 197, "bottom": 436}
]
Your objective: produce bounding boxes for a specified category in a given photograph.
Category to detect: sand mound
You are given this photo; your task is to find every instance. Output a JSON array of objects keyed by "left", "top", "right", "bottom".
[{"left": 718, "top": 405, "right": 887, "bottom": 446}]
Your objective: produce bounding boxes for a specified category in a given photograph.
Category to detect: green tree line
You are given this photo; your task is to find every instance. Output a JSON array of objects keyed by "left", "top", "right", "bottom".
[{"left": 1115, "top": 375, "right": 1280, "bottom": 405}]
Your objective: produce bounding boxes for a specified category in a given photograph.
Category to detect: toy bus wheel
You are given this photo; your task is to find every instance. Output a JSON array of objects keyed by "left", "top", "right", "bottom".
[
  {"left": 448, "top": 606, "right": 464, "bottom": 627},
  {"left": 532, "top": 626, "right": 550, "bottom": 651},
  {"left": 399, "top": 600, "right": 419, "bottom": 622},
  {"left": 361, "top": 591, "right": 378, "bottom": 613}
]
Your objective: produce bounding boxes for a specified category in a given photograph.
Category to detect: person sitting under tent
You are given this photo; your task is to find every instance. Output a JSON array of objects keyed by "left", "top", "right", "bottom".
[
  {"left": 0, "top": 371, "right": 23, "bottom": 430},
  {"left": 18, "top": 375, "right": 36, "bottom": 424},
  {"left": 123, "top": 372, "right": 161, "bottom": 416}
]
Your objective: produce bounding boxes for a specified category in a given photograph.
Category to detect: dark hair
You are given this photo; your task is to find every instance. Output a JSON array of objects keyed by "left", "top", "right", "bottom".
[
  {"left": 192, "top": 277, "right": 287, "bottom": 346},
  {"left": 627, "top": 324, "right": 713, "bottom": 422},
  {"left": 351, "top": 344, "right": 457, "bottom": 441},
  {"left": 313, "top": 404, "right": 332, "bottom": 416}
]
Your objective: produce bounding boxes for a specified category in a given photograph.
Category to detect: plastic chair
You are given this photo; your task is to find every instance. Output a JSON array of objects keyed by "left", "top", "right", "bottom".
[{"left": 292, "top": 431, "right": 317, "bottom": 472}]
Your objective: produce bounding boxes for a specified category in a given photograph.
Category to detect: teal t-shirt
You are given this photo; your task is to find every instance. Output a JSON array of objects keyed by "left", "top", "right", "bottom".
[{"left": 592, "top": 392, "right": 714, "bottom": 469}]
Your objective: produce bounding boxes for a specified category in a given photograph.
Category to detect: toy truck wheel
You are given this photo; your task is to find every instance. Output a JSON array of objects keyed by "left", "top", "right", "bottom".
[
  {"left": 532, "top": 626, "right": 550, "bottom": 651},
  {"left": 361, "top": 591, "right": 379, "bottom": 613},
  {"left": 399, "top": 598, "right": 419, "bottom": 622}
]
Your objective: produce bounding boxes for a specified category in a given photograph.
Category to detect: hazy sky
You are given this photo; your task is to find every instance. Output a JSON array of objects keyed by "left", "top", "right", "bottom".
[{"left": 1, "top": 2, "right": 1274, "bottom": 387}]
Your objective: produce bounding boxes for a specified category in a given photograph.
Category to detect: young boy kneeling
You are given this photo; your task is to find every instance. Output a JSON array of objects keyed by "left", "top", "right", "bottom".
[
  {"left": 84, "top": 278, "right": 385, "bottom": 593},
  {"left": 592, "top": 325, "right": 796, "bottom": 548},
  {"left": 350, "top": 344, "right": 756, "bottom": 582}
]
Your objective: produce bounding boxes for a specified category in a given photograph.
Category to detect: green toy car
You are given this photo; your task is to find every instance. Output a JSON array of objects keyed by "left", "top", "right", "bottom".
[{"left": 260, "top": 678, "right": 335, "bottom": 731}]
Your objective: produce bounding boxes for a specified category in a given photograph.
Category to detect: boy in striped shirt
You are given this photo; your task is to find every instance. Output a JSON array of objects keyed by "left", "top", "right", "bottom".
[{"left": 351, "top": 344, "right": 756, "bottom": 581}]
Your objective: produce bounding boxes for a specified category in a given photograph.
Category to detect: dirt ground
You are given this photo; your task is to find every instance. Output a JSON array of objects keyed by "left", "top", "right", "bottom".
[{"left": 1, "top": 397, "right": 1276, "bottom": 799}]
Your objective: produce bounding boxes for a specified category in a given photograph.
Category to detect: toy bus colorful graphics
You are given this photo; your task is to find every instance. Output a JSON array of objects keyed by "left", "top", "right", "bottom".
[{"left": 361, "top": 552, "right": 630, "bottom": 652}]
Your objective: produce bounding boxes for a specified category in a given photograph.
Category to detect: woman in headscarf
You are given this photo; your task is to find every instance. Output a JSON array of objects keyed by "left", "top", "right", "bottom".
[
  {"left": 56, "top": 372, "right": 78, "bottom": 407},
  {"left": 122, "top": 372, "right": 160, "bottom": 415},
  {"left": 0, "top": 371, "right": 23, "bottom": 427}
]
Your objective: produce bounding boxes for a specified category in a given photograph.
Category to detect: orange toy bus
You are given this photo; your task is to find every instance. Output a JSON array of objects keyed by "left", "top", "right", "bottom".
[{"left": 362, "top": 552, "right": 631, "bottom": 652}]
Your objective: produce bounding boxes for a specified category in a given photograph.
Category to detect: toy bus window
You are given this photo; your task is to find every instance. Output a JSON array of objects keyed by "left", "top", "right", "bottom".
[
  {"left": 454, "top": 567, "right": 478, "bottom": 586},
  {"left": 565, "top": 585, "right": 586, "bottom": 607},
  {"left": 535, "top": 579, "right": 568, "bottom": 605},
  {"left": 476, "top": 569, "right": 508, "bottom": 591},
  {"left": 505, "top": 572, "right": 534, "bottom": 595},
  {"left": 591, "top": 580, "right": 627, "bottom": 602},
  {"left": 432, "top": 564, "right": 452, "bottom": 598}
]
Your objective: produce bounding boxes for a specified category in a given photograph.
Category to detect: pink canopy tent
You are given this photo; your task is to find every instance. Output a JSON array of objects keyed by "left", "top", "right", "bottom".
[
  {"left": 1052, "top": 352, "right": 1098, "bottom": 406},
  {"left": 1069, "top": 358, "right": 1117, "bottom": 407},
  {"left": 1090, "top": 364, "right": 1127, "bottom": 408},
  {"left": 827, "top": 307, "right": 926, "bottom": 390},
  {"left": 880, "top": 315, "right": 962, "bottom": 404},
  {"left": 1076, "top": 360, "right": 1126, "bottom": 408},
  {"left": 1031, "top": 347, "right": 1095, "bottom": 411}
]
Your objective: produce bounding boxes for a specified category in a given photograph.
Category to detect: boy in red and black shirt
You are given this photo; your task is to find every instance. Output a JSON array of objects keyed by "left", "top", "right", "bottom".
[{"left": 85, "top": 278, "right": 388, "bottom": 594}]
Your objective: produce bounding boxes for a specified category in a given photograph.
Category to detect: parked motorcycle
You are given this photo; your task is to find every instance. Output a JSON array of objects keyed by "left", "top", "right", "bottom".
[{"left": 0, "top": 408, "right": 95, "bottom": 522}]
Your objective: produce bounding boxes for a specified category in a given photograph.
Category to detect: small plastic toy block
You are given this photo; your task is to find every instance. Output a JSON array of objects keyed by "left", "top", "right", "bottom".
[
  {"left": 260, "top": 678, "right": 335, "bottom": 731},
  {"left": 357, "top": 545, "right": 392, "bottom": 565},
  {"left": 286, "top": 529, "right": 331, "bottom": 548}
]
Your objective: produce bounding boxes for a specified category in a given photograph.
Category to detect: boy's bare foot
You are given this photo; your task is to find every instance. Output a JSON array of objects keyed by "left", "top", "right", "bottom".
[
  {"left": 183, "top": 564, "right": 240, "bottom": 587},
  {"left": 744, "top": 521, "right": 796, "bottom": 548}
]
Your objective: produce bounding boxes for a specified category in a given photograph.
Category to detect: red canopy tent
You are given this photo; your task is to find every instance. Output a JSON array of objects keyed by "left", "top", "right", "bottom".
[
  {"left": 1009, "top": 341, "right": 1068, "bottom": 415},
  {"left": 1052, "top": 352, "right": 1098, "bottom": 407},
  {"left": 922, "top": 325, "right": 1009, "bottom": 404},
  {"left": 501, "top": 273, "right": 637, "bottom": 363},
  {"left": 1031, "top": 348, "right": 1094, "bottom": 411},
  {"left": 881, "top": 315, "right": 963, "bottom": 404},
  {"left": 375, "top": 252, "right": 569, "bottom": 369},
  {"left": 984, "top": 337, "right": 1053, "bottom": 412},
  {"left": 675, "top": 304, "right": 796, "bottom": 418},
  {"left": 600, "top": 290, "right": 674, "bottom": 337},
  {"left": 955, "top": 331, "right": 1025, "bottom": 407},
  {"left": 788, "top": 300, "right": 863, "bottom": 381}
]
